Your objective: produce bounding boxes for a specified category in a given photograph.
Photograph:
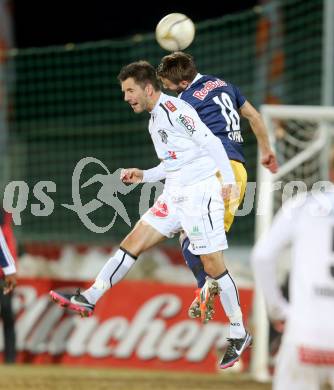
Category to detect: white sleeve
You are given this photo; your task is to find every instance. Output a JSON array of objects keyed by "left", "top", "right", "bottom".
[
  {"left": 200, "top": 135, "right": 235, "bottom": 184},
  {"left": 175, "top": 105, "right": 235, "bottom": 184},
  {"left": 251, "top": 198, "right": 302, "bottom": 320},
  {"left": 142, "top": 162, "right": 166, "bottom": 183}
]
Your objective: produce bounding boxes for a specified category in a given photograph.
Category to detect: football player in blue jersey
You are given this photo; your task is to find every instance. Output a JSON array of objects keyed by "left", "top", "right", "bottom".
[{"left": 157, "top": 51, "right": 278, "bottom": 323}]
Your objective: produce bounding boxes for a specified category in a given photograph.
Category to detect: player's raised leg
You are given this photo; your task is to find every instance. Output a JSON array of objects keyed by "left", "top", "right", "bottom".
[
  {"left": 200, "top": 251, "right": 252, "bottom": 368},
  {"left": 182, "top": 162, "right": 248, "bottom": 321},
  {"left": 179, "top": 175, "right": 251, "bottom": 369},
  {"left": 180, "top": 234, "right": 208, "bottom": 319},
  {"left": 50, "top": 220, "right": 166, "bottom": 317},
  {"left": 200, "top": 250, "right": 252, "bottom": 369}
]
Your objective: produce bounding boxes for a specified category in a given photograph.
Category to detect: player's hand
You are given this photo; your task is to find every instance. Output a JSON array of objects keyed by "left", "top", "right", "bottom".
[
  {"left": 221, "top": 184, "right": 232, "bottom": 201},
  {"left": 261, "top": 151, "right": 278, "bottom": 173},
  {"left": 3, "top": 273, "right": 17, "bottom": 295},
  {"left": 221, "top": 184, "right": 239, "bottom": 202},
  {"left": 120, "top": 168, "right": 143, "bottom": 183},
  {"left": 272, "top": 319, "right": 285, "bottom": 333}
]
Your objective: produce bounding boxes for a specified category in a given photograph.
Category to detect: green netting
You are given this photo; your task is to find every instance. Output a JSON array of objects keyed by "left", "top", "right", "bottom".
[{"left": 2, "top": 0, "right": 323, "bottom": 246}]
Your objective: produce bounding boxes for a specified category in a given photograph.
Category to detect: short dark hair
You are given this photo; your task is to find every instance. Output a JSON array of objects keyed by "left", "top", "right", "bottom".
[
  {"left": 157, "top": 52, "right": 197, "bottom": 84},
  {"left": 117, "top": 61, "right": 161, "bottom": 91}
]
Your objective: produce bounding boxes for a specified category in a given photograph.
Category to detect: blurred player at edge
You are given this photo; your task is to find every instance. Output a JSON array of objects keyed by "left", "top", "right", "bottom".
[
  {"left": 0, "top": 210, "right": 17, "bottom": 363},
  {"left": 0, "top": 222, "right": 16, "bottom": 295},
  {"left": 156, "top": 51, "right": 278, "bottom": 321},
  {"left": 251, "top": 150, "right": 334, "bottom": 389}
]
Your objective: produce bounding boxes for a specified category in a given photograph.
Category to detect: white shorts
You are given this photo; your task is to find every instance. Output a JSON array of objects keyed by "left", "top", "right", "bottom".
[
  {"left": 274, "top": 340, "right": 334, "bottom": 390},
  {"left": 141, "top": 175, "right": 228, "bottom": 255}
]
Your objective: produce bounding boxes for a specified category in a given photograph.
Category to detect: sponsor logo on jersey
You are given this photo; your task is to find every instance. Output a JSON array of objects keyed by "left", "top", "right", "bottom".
[
  {"left": 167, "top": 151, "right": 177, "bottom": 159},
  {"left": 163, "top": 151, "right": 177, "bottom": 160},
  {"left": 193, "top": 79, "right": 227, "bottom": 101},
  {"left": 158, "top": 129, "right": 168, "bottom": 144},
  {"left": 165, "top": 100, "right": 177, "bottom": 112},
  {"left": 176, "top": 114, "right": 196, "bottom": 135},
  {"left": 150, "top": 200, "right": 169, "bottom": 218}
]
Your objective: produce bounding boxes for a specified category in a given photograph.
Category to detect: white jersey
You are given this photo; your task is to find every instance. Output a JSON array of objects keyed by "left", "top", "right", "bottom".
[
  {"left": 148, "top": 93, "right": 233, "bottom": 185},
  {"left": 252, "top": 191, "right": 334, "bottom": 349}
]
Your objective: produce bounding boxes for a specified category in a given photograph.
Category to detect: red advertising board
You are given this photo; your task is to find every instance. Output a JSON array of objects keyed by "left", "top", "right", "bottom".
[{"left": 5, "top": 278, "right": 253, "bottom": 373}]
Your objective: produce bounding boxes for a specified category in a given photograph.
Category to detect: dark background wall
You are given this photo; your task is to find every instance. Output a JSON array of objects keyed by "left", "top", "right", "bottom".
[{"left": 12, "top": 0, "right": 258, "bottom": 48}]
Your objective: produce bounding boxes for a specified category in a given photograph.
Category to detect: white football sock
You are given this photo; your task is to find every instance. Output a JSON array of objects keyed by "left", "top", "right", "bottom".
[
  {"left": 82, "top": 247, "right": 136, "bottom": 304},
  {"left": 215, "top": 271, "right": 246, "bottom": 339}
]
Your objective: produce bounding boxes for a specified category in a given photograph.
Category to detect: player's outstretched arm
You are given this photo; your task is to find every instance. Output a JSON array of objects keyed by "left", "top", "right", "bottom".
[
  {"left": 120, "top": 168, "right": 143, "bottom": 183},
  {"left": 121, "top": 162, "right": 167, "bottom": 184},
  {"left": 142, "top": 162, "right": 166, "bottom": 183},
  {"left": 240, "top": 101, "right": 278, "bottom": 174}
]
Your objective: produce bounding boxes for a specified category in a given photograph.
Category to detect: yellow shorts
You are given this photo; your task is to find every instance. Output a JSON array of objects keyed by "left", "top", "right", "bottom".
[{"left": 224, "top": 160, "right": 247, "bottom": 232}]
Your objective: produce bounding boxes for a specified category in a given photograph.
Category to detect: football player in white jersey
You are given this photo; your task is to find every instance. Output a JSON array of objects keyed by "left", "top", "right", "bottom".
[
  {"left": 50, "top": 61, "right": 252, "bottom": 369},
  {"left": 252, "top": 180, "right": 334, "bottom": 388}
]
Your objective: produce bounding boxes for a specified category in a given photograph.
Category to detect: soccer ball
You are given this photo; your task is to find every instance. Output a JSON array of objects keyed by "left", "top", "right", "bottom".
[{"left": 155, "top": 13, "right": 195, "bottom": 52}]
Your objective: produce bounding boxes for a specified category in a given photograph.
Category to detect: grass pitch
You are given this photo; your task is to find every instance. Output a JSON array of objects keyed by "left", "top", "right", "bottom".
[{"left": 0, "top": 365, "right": 271, "bottom": 390}]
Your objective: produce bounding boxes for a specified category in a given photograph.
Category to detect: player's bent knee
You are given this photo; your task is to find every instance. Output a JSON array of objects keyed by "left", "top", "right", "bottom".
[
  {"left": 200, "top": 252, "right": 226, "bottom": 277},
  {"left": 120, "top": 220, "right": 166, "bottom": 256}
]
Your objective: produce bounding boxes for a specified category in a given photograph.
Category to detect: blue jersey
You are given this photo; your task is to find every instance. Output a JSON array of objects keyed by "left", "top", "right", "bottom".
[{"left": 179, "top": 74, "right": 246, "bottom": 163}]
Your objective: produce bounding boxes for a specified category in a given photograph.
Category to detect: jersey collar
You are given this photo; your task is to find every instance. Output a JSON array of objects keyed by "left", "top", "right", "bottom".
[
  {"left": 179, "top": 73, "right": 203, "bottom": 98},
  {"left": 150, "top": 92, "right": 165, "bottom": 115},
  {"left": 189, "top": 73, "right": 203, "bottom": 87}
]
